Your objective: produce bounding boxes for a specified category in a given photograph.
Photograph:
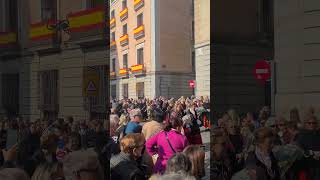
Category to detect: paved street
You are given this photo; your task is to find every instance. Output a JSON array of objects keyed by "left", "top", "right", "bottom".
[{"left": 200, "top": 127, "right": 210, "bottom": 180}]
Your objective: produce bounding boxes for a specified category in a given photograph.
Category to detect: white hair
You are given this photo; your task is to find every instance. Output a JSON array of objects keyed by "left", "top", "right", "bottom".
[{"left": 150, "top": 173, "right": 196, "bottom": 180}]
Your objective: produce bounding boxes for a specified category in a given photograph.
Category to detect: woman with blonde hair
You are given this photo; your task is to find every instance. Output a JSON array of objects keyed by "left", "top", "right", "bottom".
[
  {"left": 31, "top": 162, "right": 64, "bottom": 180},
  {"left": 110, "top": 133, "right": 146, "bottom": 180}
]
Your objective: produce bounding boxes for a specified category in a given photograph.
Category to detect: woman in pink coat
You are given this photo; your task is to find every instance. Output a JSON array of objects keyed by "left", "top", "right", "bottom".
[{"left": 146, "top": 116, "right": 189, "bottom": 174}]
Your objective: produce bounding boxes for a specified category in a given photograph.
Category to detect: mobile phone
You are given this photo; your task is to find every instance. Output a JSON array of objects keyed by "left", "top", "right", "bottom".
[{"left": 6, "top": 129, "right": 18, "bottom": 150}]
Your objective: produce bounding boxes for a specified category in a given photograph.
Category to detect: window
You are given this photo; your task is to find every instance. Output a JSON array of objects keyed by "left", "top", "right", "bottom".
[
  {"left": 111, "top": 10, "right": 115, "bottom": 19},
  {"left": 192, "top": 51, "right": 195, "bottom": 72},
  {"left": 191, "top": 21, "right": 195, "bottom": 41},
  {"left": 1, "top": 0, "right": 18, "bottom": 31},
  {"left": 259, "top": 0, "right": 273, "bottom": 35},
  {"left": 136, "top": 82, "right": 144, "bottom": 99},
  {"left": 111, "top": 85, "right": 117, "bottom": 99},
  {"left": 137, "top": 13, "right": 143, "bottom": 27},
  {"left": 41, "top": 0, "right": 57, "bottom": 21},
  {"left": 123, "top": 24, "right": 127, "bottom": 35},
  {"left": 89, "top": 0, "right": 104, "bottom": 8},
  {"left": 137, "top": 48, "right": 144, "bottom": 64},
  {"left": 122, "top": 84, "right": 128, "bottom": 99},
  {"left": 123, "top": 54, "right": 128, "bottom": 68},
  {"left": 39, "top": 70, "right": 59, "bottom": 122},
  {"left": 1, "top": 73, "right": 19, "bottom": 118},
  {"left": 111, "top": 32, "right": 115, "bottom": 41},
  {"left": 112, "top": 58, "right": 116, "bottom": 72},
  {"left": 122, "top": 0, "right": 127, "bottom": 9}
]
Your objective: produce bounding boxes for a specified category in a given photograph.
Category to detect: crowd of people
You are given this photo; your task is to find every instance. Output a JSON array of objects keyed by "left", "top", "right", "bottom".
[
  {"left": 0, "top": 96, "right": 211, "bottom": 180},
  {"left": 211, "top": 106, "right": 320, "bottom": 180},
  {"left": 1, "top": 95, "right": 320, "bottom": 180}
]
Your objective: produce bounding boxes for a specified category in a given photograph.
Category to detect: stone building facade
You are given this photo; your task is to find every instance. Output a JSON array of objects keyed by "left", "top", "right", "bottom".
[
  {"left": 0, "top": 0, "right": 109, "bottom": 121},
  {"left": 194, "top": 0, "right": 210, "bottom": 97},
  {"left": 110, "top": 0, "right": 194, "bottom": 99},
  {"left": 274, "top": 0, "right": 320, "bottom": 118}
]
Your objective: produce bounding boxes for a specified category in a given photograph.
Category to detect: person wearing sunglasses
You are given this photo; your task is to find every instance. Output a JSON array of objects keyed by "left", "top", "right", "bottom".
[
  {"left": 296, "top": 115, "right": 320, "bottom": 152},
  {"left": 110, "top": 133, "right": 147, "bottom": 180}
]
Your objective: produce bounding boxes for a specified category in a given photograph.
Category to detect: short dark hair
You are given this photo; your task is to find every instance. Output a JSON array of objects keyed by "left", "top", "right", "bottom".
[
  {"left": 164, "top": 116, "right": 183, "bottom": 131},
  {"left": 153, "top": 108, "right": 164, "bottom": 123}
]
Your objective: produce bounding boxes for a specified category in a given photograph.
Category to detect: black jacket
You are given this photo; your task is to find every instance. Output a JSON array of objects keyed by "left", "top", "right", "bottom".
[
  {"left": 211, "top": 160, "right": 232, "bottom": 180},
  {"left": 245, "top": 151, "right": 280, "bottom": 180},
  {"left": 110, "top": 152, "right": 146, "bottom": 180}
]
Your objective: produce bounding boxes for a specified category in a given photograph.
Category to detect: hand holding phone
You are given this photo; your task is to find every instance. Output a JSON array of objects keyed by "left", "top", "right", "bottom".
[{"left": 2, "top": 143, "right": 18, "bottom": 162}]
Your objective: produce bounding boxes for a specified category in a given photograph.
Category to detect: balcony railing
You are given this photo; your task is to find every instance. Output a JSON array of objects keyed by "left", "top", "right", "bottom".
[
  {"left": 110, "top": 18, "right": 116, "bottom": 29},
  {"left": 29, "top": 20, "right": 57, "bottom": 49},
  {"left": 110, "top": 71, "right": 116, "bottom": 79},
  {"left": 131, "top": 64, "right": 145, "bottom": 75},
  {"left": 134, "top": 25, "right": 144, "bottom": 40},
  {"left": 119, "top": 68, "right": 129, "bottom": 78},
  {"left": 0, "top": 31, "right": 17, "bottom": 48},
  {"left": 120, "top": 8, "right": 128, "bottom": 21},
  {"left": 110, "top": 40, "right": 116, "bottom": 50},
  {"left": 119, "top": 34, "right": 129, "bottom": 46},
  {"left": 134, "top": 0, "right": 144, "bottom": 11},
  {"left": 68, "top": 6, "right": 105, "bottom": 43}
]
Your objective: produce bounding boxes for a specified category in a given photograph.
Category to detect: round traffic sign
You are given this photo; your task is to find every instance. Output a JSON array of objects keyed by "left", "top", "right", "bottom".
[{"left": 254, "top": 60, "right": 271, "bottom": 82}]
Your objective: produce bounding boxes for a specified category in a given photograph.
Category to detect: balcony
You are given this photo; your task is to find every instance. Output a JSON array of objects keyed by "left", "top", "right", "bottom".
[
  {"left": 131, "top": 64, "right": 145, "bottom": 76},
  {"left": 134, "top": 0, "right": 144, "bottom": 11},
  {"left": 68, "top": 6, "right": 105, "bottom": 44},
  {"left": 134, "top": 25, "right": 144, "bottom": 40},
  {"left": 119, "top": 68, "right": 129, "bottom": 78},
  {"left": 0, "top": 31, "right": 17, "bottom": 53},
  {"left": 119, "top": 8, "right": 128, "bottom": 21},
  {"left": 29, "top": 20, "right": 57, "bottom": 50},
  {"left": 110, "top": 71, "right": 116, "bottom": 79},
  {"left": 110, "top": 40, "right": 116, "bottom": 50},
  {"left": 110, "top": 18, "right": 116, "bottom": 29},
  {"left": 119, "top": 34, "right": 129, "bottom": 46}
]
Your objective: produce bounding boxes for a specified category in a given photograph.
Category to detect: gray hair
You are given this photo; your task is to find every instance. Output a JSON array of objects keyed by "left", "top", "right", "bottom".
[
  {"left": 166, "top": 153, "right": 192, "bottom": 176},
  {"left": 151, "top": 173, "right": 196, "bottom": 180},
  {"left": 63, "top": 149, "right": 104, "bottom": 180}
]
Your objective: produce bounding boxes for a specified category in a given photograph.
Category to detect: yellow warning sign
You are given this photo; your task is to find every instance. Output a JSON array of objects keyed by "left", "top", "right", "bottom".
[{"left": 83, "top": 67, "right": 100, "bottom": 97}]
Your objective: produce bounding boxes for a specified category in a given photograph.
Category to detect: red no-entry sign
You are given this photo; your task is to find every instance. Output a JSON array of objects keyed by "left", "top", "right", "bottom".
[
  {"left": 254, "top": 60, "right": 271, "bottom": 82},
  {"left": 189, "top": 80, "right": 195, "bottom": 88}
]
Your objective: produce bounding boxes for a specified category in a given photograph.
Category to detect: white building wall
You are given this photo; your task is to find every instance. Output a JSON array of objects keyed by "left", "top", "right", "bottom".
[{"left": 195, "top": 42, "right": 210, "bottom": 97}]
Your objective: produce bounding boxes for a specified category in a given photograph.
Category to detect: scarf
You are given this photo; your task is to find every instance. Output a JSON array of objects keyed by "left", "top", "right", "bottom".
[{"left": 255, "top": 147, "right": 276, "bottom": 178}]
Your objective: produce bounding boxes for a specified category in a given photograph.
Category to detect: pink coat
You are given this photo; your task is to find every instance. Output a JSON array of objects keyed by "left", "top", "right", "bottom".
[{"left": 146, "top": 129, "right": 189, "bottom": 174}]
